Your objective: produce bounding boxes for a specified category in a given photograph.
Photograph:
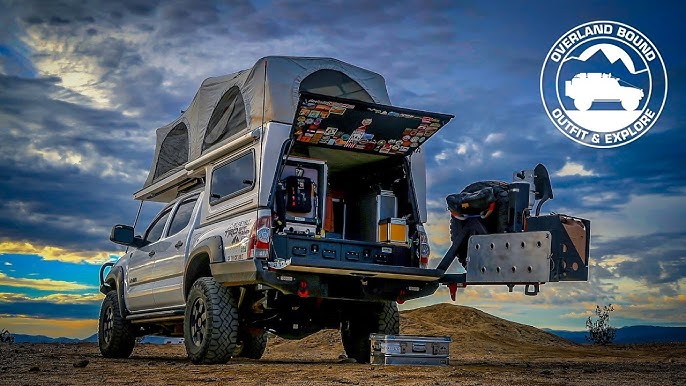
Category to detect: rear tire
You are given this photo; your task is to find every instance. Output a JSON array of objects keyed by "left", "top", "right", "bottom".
[
  {"left": 184, "top": 277, "right": 239, "bottom": 364},
  {"left": 341, "top": 301, "right": 399, "bottom": 363},
  {"left": 235, "top": 328, "right": 268, "bottom": 359},
  {"left": 98, "top": 291, "right": 136, "bottom": 358}
]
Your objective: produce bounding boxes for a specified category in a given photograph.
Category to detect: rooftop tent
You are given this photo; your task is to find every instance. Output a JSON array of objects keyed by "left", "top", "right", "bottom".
[{"left": 139, "top": 56, "right": 390, "bottom": 195}]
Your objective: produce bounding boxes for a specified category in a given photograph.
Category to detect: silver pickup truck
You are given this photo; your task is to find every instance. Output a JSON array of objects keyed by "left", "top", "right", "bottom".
[{"left": 98, "top": 57, "right": 590, "bottom": 364}]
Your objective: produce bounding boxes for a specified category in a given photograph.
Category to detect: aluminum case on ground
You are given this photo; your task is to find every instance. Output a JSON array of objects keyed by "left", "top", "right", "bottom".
[{"left": 369, "top": 334, "right": 451, "bottom": 366}]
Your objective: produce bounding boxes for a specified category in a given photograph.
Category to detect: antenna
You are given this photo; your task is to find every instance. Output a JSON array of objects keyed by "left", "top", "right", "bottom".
[{"left": 126, "top": 200, "right": 144, "bottom": 253}]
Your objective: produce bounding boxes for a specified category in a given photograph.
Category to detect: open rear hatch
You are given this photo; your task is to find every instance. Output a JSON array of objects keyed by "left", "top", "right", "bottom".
[{"left": 292, "top": 92, "right": 453, "bottom": 157}]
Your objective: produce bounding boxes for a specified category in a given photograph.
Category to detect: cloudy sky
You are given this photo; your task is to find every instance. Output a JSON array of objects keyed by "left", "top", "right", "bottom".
[{"left": 0, "top": 0, "right": 684, "bottom": 338}]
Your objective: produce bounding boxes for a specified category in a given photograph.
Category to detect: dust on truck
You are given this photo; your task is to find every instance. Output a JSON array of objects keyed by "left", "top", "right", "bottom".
[{"left": 98, "top": 56, "right": 590, "bottom": 364}]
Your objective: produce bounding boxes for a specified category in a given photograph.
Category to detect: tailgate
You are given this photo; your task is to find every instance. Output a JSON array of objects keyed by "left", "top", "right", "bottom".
[{"left": 268, "top": 257, "right": 443, "bottom": 282}]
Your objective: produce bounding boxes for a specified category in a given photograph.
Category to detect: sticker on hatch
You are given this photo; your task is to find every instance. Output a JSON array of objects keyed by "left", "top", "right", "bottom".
[{"left": 292, "top": 92, "right": 453, "bottom": 157}]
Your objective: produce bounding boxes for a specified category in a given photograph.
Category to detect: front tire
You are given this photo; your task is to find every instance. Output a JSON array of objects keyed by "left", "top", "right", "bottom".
[
  {"left": 184, "top": 277, "right": 239, "bottom": 364},
  {"left": 621, "top": 98, "right": 639, "bottom": 111},
  {"left": 341, "top": 301, "right": 400, "bottom": 363},
  {"left": 98, "top": 291, "right": 136, "bottom": 358}
]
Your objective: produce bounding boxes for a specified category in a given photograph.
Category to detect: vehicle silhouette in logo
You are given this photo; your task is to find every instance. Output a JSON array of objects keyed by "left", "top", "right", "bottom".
[{"left": 565, "top": 73, "right": 644, "bottom": 111}]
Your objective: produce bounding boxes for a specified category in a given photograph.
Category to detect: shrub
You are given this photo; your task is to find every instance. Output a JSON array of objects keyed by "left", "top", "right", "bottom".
[{"left": 586, "top": 304, "right": 617, "bottom": 345}]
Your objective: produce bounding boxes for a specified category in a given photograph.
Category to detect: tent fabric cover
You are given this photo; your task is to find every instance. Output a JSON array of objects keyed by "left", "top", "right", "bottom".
[{"left": 143, "top": 56, "right": 390, "bottom": 189}]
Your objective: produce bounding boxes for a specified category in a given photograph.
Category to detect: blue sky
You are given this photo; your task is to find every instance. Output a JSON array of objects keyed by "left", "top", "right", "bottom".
[{"left": 0, "top": 0, "right": 684, "bottom": 338}]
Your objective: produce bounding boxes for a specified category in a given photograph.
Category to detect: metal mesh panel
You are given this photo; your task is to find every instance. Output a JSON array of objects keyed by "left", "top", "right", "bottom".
[
  {"left": 154, "top": 122, "right": 188, "bottom": 179},
  {"left": 202, "top": 86, "right": 247, "bottom": 153},
  {"left": 300, "top": 70, "right": 373, "bottom": 102}
]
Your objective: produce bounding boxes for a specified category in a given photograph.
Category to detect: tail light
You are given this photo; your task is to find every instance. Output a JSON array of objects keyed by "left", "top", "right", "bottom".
[
  {"left": 417, "top": 226, "right": 430, "bottom": 269},
  {"left": 248, "top": 214, "right": 272, "bottom": 259},
  {"left": 297, "top": 280, "right": 309, "bottom": 297}
]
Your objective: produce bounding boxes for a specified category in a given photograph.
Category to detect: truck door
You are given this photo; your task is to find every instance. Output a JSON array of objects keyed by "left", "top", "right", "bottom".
[
  {"left": 125, "top": 206, "right": 172, "bottom": 312},
  {"left": 152, "top": 195, "right": 200, "bottom": 309}
]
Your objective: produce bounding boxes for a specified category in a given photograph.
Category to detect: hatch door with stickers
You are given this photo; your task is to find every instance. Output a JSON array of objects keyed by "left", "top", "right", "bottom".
[{"left": 291, "top": 92, "right": 454, "bottom": 157}]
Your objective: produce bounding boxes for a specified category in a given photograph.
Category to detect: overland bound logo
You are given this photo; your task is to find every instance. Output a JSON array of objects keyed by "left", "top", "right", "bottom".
[{"left": 540, "top": 21, "right": 667, "bottom": 148}]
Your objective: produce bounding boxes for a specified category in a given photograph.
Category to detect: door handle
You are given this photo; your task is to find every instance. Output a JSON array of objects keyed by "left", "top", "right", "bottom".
[
  {"left": 148, "top": 250, "right": 155, "bottom": 257},
  {"left": 175, "top": 241, "right": 184, "bottom": 249}
]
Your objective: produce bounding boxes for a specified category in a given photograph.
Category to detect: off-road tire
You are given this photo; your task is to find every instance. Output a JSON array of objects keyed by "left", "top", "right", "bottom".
[
  {"left": 184, "top": 277, "right": 239, "bottom": 364},
  {"left": 235, "top": 328, "right": 268, "bottom": 359},
  {"left": 98, "top": 290, "right": 136, "bottom": 358},
  {"left": 341, "top": 301, "right": 400, "bottom": 363}
]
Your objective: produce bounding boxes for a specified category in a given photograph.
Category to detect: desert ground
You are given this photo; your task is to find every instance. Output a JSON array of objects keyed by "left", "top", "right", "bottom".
[{"left": 1, "top": 304, "right": 684, "bottom": 386}]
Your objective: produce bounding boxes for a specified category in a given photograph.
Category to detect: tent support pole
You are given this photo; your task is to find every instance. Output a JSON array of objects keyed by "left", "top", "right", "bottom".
[{"left": 257, "top": 59, "right": 267, "bottom": 217}]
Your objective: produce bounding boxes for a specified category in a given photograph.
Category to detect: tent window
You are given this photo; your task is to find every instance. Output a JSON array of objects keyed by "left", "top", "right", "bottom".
[
  {"left": 299, "top": 70, "right": 373, "bottom": 102},
  {"left": 203, "top": 86, "right": 247, "bottom": 153},
  {"left": 155, "top": 122, "right": 189, "bottom": 180}
]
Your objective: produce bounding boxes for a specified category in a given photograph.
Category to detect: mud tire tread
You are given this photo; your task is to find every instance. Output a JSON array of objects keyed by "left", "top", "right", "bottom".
[{"left": 183, "top": 277, "right": 239, "bottom": 364}]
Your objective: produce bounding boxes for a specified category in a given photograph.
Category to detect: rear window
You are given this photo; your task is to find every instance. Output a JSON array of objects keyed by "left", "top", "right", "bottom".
[
  {"left": 210, "top": 152, "right": 255, "bottom": 204},
  {"left": 145, "top": 209, "right": 171, "bottom": 243},
  {"left": 167, "top": 198, "right": 197, "bottom": 236}
]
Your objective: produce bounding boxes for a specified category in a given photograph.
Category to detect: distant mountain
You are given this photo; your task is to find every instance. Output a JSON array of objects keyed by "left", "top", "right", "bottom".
[
  {"left": 82, "top": 333, "right": 183, "bottom": 344},
  {"left": 138, "top": 336, "right": 184, "bottom": 344},
  {"left": 545, "top": 326, "right": 686, "bottom": 344},
  {"left": 12, "top": 332, "right": 183, "bottom": 344},
  {"left": 12, "top": 334, "right": 82, "bottom": 344}
]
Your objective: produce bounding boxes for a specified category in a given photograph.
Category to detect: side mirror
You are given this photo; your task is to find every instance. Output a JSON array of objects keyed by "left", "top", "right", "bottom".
[{"left": 110, "top": 225, "right": 136, "bottom": 246}]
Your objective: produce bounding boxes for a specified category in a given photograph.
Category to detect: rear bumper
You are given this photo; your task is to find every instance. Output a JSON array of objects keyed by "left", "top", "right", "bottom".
[
  {"left": 210, "top": 258, "right": 441, "bottom": 301},
  {"left": 273, "top": 257, "right": 443, "bottom": 281}
]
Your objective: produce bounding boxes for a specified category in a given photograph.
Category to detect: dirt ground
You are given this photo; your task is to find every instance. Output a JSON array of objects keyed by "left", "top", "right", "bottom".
[{"left": 1, "top": 304, "right": 684, "bottom": 386}]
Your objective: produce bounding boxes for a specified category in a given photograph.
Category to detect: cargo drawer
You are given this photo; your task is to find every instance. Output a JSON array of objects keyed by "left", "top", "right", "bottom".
[{"left": 272, "top": 234, "right": 412, "bottom": 266}]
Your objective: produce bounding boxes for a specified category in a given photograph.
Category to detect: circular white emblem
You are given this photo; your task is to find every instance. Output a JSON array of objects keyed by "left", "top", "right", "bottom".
[{"left": 540, "top": 21, "right": 667, "bottom": 148}]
